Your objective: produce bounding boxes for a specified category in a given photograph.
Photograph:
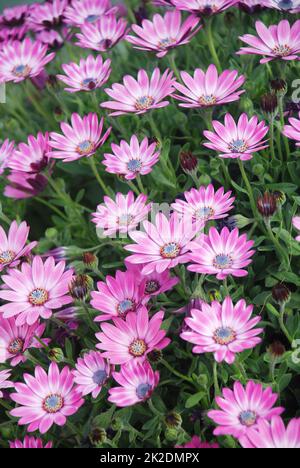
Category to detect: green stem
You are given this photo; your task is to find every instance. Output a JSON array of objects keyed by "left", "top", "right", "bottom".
[
  {"left": 279, "top": 303, "right": 293, "bottom": 344},
  {"left": 279, "top": 96, "right": 290, "bottom": 161},
  {"left": 148, "top": 113, "right": 162, "bottom": 141},
  {"left": 238, "top": 159, "right": 257, "bottom": 220},
  {"left": 235, "top": 361, "right": 247, "bottom": 383},
  {"left": 213, "top": 361, "right": 220, "bottom": 396},
  {"left": 167, "top": 53, "right": 181, "bottom": 81},
  {"left": 160, "top": 359, "right": 195, "bottom": 386},
  {"left": 35, "top": 196, "right": 68, "bottom": 221},
  {"left": 33, "top": 335, "right": 50, "bottom": 352},
  {"left": 205, "top": 18, "right": 222, "bottom": 73},
  {"left": 148, "top": 399, "right": 162, "bottom": 418},
  {"left": 269, "top": 117, "right": 276, "bottom": 161},
  {"left": 89, "top": 157, "right": 111, "bottom": 196},
  {"left": 136, "top": 175, "right": 147, "bottom": 194},
  {"left": 223, "top": 277, "right": 229, "bottom": 296},
  {"left": 127, "top": 180, "right": 140, "bottom": 196},
  {"left": 265, "top": 220, "right": 289, "bottom": 267},
  {"left": 0, "top": 399, "right": 11, "bottom": 411}
]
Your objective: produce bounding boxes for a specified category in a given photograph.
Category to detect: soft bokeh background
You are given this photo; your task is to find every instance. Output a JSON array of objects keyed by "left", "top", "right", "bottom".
[{"left": 0, "top": 0, "right": 43, "bottom": 8}]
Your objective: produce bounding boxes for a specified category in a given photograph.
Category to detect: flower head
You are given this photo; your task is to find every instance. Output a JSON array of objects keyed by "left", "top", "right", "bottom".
[
  {"left": 57, "top": 55, "right": 111, "bottom": 93},
  {"left": 292, "top": 216, "right": 300, "bottom": 242},
  {"left": 208, "top": 381, "right": 284, "bottom": 445},
  {"left": 203, "top": 113, "right": 269, "bottom": 160},
  {"left": 125, "top": 212, "right": 201, "bottom": 275},
  {"left": 7, "top": 132, "right": 51, "bottom": 174},
  {"left": 103, "top": 135, "right": 160, "bottom": 180},
  {"left": 126, "top": 10, "right": 201, "bottom": 58},
  {"left": 238, "top": 0, "right": 267, "bottom": 14},
  {"left": 92, "top": 192, "right": 151, "bottom": 237},
  {"left": 0, "top": 38, "right": 55, "bottom": 84},
  {"left": 91, "top": 269, "right": 149, "bottom": 322},
  {"left": 9, "top": 436, "right": 53, "bottom": 449},
  {"left": 64, "top": 0, "right": 116, "bottom": 27},
  {"left": 108, "top": 360, "right": 160, "bottom": 407},
  {"left": 48, "top": 113, "right": 111, "bottom": 162},
  {"left": 170, "top": 0, "right": 238, "bottom": 15},
  {"left": 75, "top": 15, "right": 127, "bottom": 52},
  {"left": 10, "top": 362, "right": 84, "bottom": 434},
  {"left": 0, "top": 139, "right": 14, "bottom": 175},
  {"left": 0, "top": 255, "right": 74, "bottom": 326},
  {"left": 173, "top": 64, "right": 245, "bottom": 109},
  {"left": 96, "top": 307, "right": 170, "bottom": 364},
  {"left": 0, "top": 220, "right": 37, "bottom": 273},
  {"left": 283, "top": 112, "right": 300, "bottom": 147},
  {"left": 0, "top": 5, "right": 29, "bottom": 41},
  {"left": 4, "top": 172, "right": 48, "bottom": 200},
  {"left": 188, "top": 227, "right": 255, "bottom": 280},
  {"left": 172, "top": 184, "right": 235, "bottom": 227},
  {"left": 237, "top": 20, "right": 300, "bottom": 64},
  {"left": 125, "top": 261, "right": 179, "bottom": 297},
  {"left": 28, "top": 0, "right": 68, "bottom": 30},
  {"left": 266, "top": 0, "right": 300, "bottom": 13},
  {"left": 0, "top": 317, "right": 50, "bottom": 366},
  {"left": 0, "top": 369, "right": 13, "bottom": 398},
  {"left": 176, "top": 436, "right": 219, "bottom": 448},
  {"left": 73, "top": 351, "right": 111, "bottom": 398},
  {"left": 180, "top": 297, "right": 263, "bottom": 364},
  {"left": 241, "top": 416, "right": 300, "bottom": 449},
  {"left": 101, "top": 68, "right": 175, "bottom": 116}
]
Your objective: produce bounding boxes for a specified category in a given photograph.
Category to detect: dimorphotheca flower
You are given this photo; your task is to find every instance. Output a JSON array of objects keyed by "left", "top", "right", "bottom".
[
  {"left": 266, "top": 0, "right": 300, "bottom": 13},
  {"left": 0, "top": 369, "right": 13, "bottom": 398},
  {"left": 172, "top": 64, "right": 245, "bottom": 109},
  {"left": 203, "top": 113, "right": 269, "bottom": 160},
  {"left": 0, "top": 220, "right": 37, "bottom": 273},
  {"left": 283, "top": 112, "right": 300, "bottom": 146},
  {"left": 28, "top": 0, "right": 68, "bottom": 31},
  {"left": 9, "top": 437, "right": 53, "bottom": 449},
  {"left": 241, "top": 416, "right": 300, "bottom": 449},
  {"left": 180, "top": 297, "right": 263, "bottom": 364},
  {"left": 176, "top": 436, "right": 219, "bottom": 448},
  {"left": 0, "top": 139, "right": 14, "bottom": 175},
  {"left": 4, "top": 172, "right": 49, "bottom": 200},
  {"left": 125, "top": 261, "right": 179, "bottom": 297},
  {"left": 7, "top": 132, "right": 51, "bottom": 174},
  {"left": 170, "top": 0, "right": 238, "bottom": 15},
  {"left": 10, "top": 362, "right": 84, "bottom": 434},
  {"left": 64, "top": 0, "right": 116, "bottom": 27},
  {"left": 75, "top": 15, "right": 127, "bottom": 52},
  {"left": 73, "top": 351, "right": 111, "bottom": 398}
]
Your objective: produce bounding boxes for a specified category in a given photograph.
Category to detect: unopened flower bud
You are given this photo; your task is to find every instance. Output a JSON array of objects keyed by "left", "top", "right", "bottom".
[
  {"left": 148, "top": 349, "right": 163, "bottom": 363},
  {"left": 180, "top": 151, "right": 198, "bottom": 174},
  {"left": 268, "top": 340, "right": 286, "bottom": 359},
  {"left": 208, "top": 289, "right": 222, "bottom": 302},
  {"left": 48, "top": 347, "right": 65, "bottom": 363},
  {"left": 257, "top": 192, "right": 277, "bottom": 219},
  {"left": 82, "top": 252, "right": 98, "bottom": 270},
  {"left": 165, "top": 411, "right": 182, "bottom": 429},
  {"left": 260, "top": 93, "right": 278, "bottom": 118},
  {"left": 234, "top": 214, "right": 253, "bottom": 229},
  {"left": 272, "top": 283, "right": 291, "bottom": 304},
  {"left": 89, "top": 428, "right": 107, "bottom": 446},
  {"left": 270, "top": 79, "right": 287, "bottom": 97},
  {"left": 273, "top": 191, "right": 286, "bottom": 206},
  {"left": 164, "top": 427, "right": 179, "bottom": 442},
  {"left": 111, "top": 417, "right": 123, "bottom": 431},
  {"left": 69, "top": 274, "right": 91, "bottom": 301}
]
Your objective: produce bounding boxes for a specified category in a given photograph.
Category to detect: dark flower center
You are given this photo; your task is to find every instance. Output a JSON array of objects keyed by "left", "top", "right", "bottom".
[{"left": 43, "top": 394, "right": 64, "bottom": 413}]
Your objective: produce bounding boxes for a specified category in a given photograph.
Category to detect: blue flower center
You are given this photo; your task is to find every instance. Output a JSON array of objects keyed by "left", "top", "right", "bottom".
[
  {"left": 0, "top": 250, "right": 15, "bottom": 265},
  {"left": 160, "top": 242, "right": 180, "bottom": 259},
  {"left": 229, "top": 139, "right": 247, "bottom": 153},
  {"left": 92, "top": 369, "right": 107, "bottom": 385},
  {"left": 213, "top": 327, "right": 236, "bottom": 345},
  {"left": 13, "top": 64, "right": 31, "bottom": 77},
  {"left": 117, "top": 299, "right": 135, "bottom": 317},
  {"left": 43, "top": 394, "right": 64, "bottom": 413},
  {"left": 196, "top": 206, "right": 214, "bottom": 220},
  {"left": 158, "top": 37, "right": 175, "bottom": 49},
  {"left": 8, "top": 337, "right": 23, "bottom": 355},
  {"left": 82, "top": 78, "right": 96, "bottom": 89},
  {"left": 213, "top": 254, "right": 232, "bottom": 269},
  {"left": 278, "top": 0, "right": 293, "bottom": 10},
  {"left": 28, "top": 288, "right": 49, "bottom": 306},
  {"left": 127, "top": 159, "right": 142, "bottom": 173},
  {"left": 136, "top": 383, "right": 152, "bottom": 400},
  {"left": 77, "top": 140, "right": 94, "bottom": 155},
  {"left": 239, "top": 410, "right": 257, "bottom": 427},
  {"left": 85, "top": 14, "right": 99, "bottom": 23},
  {"left": 135, "top": 96, "right": 154, "bottom": 111},
  {"left": 199, "top": 94, "right": 217, "bottom": 106},
  {"left": 118, "top": 214, "right": 133, "bottom": 227}
]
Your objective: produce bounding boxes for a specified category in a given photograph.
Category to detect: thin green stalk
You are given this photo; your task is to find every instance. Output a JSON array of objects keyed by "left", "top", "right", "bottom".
[
  {"left": 213, "top": 361, "right": 220, "bottom": 396},
  {"left": 279, "top": 96, "right": 290, "bottom": 161},
  {"left": 238, "top": 159, "right": 257, "bottom": 220},
  {"left": 279, "top": 303, "right": 293, "bottom": 344},
  {"left": 89, "top": 157, "right": 111, "bottom": 196},
  {"left": 0, "top": 399, "right": 11, "bottom": 411},
  {"left": 265, "top": 220, "right": 289, "bottom": 267},
  {"left": 167, "top": 53, "right": 181, "bottom": 81},
  {"left": 136, "top": 175, "right": 147, "bottom": 194},
  {"left": 33, "top": 335, "right": 50, "bottom": 352},
  {"left": 148, "top": 399, "right": 162, "bottom": 418},
  {"left": 160, "top": 359, "right": 195, "bottom": 386},
  {"left": 269, "top": 117, "right": 276, "bottom": 161},
  {"left": 35, "top": 196, "right": 68, "bottom": 221},
  {"left": 127, "top": 180, "right": 140, "bottom": 196},
  {"left": 205, "top": 18, "right": 222, "bottom": 73}
]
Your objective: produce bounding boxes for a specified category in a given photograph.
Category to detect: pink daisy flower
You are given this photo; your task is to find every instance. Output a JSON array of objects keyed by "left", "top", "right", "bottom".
[
  {"left": 7, "top": 132, "right": 51, "bottom": 174},
  {"left": 73, "top": 351, "right": 111, "bottom": 398},
  {"left": 4, "top": 172, "right": 48, "bottom": 200},
  {"left": 180, "top": 297, "right": 263, "bottom": 364},
  {"left": 188, "top": 227, "right": 255, "bottom": 280},
  {"left": 126, "top": 10, "right": 201, "bottom": 58},
  {"left": 92, "top": 192, "right": 152, "bottom": 237},
  {"left": 125, "top": 261, "right": 179, "bottom": 297},
  {"left": 0, "top": 220, "right": 37, "bottom": 273},
  {"left": 101, "top": 68, "right": 175, "bottom": 117},
  {"left": 125, "top": 212, "right": 201, "bottom": 275},
  {"left": 0, "top": 139, "right": 15, "bottom": 175},
  {"left": 10, "top": 362, "right": 84, "bottom": 434},
  {"left": 103, "top": 135, "right": 160, "bottom": 180},
  {"left": 57, "top": 55, "right": 111, "bottom": 93},
  {"left": 0, "top": 38, "right": 55, "bottom": 84},
  {"left": 64, "top": 0, "right": 116, "bottom": 27},
  {"left": 265, "top": 0, "right": 300, "bottom": 13},
  {"left": 0, "top": 5, "right": 29, "bottom": 41},
  {"left": 241, "top": 416, "right": 300, "bottom": 449},
  {"left": 9, "top": 436, "right": 53, "bottom": 449},
  {"left": 237, "top": 20, "right": 300, "bottom": 64},
  {"left": 10, "top": 436, "right": 53, "bottom": 449},
  {"left": 172, "top": 184, "right": 235, "bottom": 226},
  {"left": 28, "top": 0, "right": 68, "bottom": 31},
  {"left": 208, "top": 381, "right": 284, "bottom": 445},
  {"left": 172, "top": 64, "right": 245, "bottom": 109},
  {"left": 75, "top": 15, "right": 127, "bottom": 52},
  {"left": 238, "top": 1, "right": 267, "bottom": 14},
  {"left": 108, "top": 360, "right": 160, "bottom": 407},
  {"left": 0, "top": 255, "right": 74, "bottom": 326},
  {"left": 0, "top": 369, "right": 13, "bottom": 398},
  {"left": 96, "top": 307, "right": 170, "bottom": 364},
  {"left": 91, "top": 269, "right": 149, "bottom": 322},
  {"left": 153, "top": 0, "right": 174, "bottom": 5},
  {"left": 283, "top": 112, "right": 300, "bottom": 146},
  {"left": 292, "top": 217, "right": 300, "bottom": 242},
  {"left": 35, "top": 30, "right": 65, "bottom": 50},
  {"left": 176, "top": 436, "right": 219, "bottom": 448},
  {"left": 0, "top": 317, "right": 50, "bottom": 367},
  {"left": 170, "top": 0, "right": 238, "bottom": 15},
  {"left": 48, "top": 113, "right": 111, "bottom": 162},
  {"left": 203, "top": 113, "right": 269, "bottom": 161}
]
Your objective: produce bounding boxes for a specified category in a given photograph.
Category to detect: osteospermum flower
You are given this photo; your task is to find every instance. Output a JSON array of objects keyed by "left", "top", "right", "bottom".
[
  {"left": 9, "top": 437, "right": 53, "bottom": 449},
  {"left": 75, "top": 15, "right": 127, "bottom": 52},
  {"left": 0, "top": 255, "right": 74, "bottom": 326},
  {"left": 172, "top": 184, "right": 235, "bottom": 226},
  {"left": 101, "top": 68, "right": 175, "bottom": 116},
  {"left": 170, "top": 0, "right": 238, "bottom": 15},
  {"left": 180, "top": 297, "right": 263, "bottom": 364},
  {"left": 91, "top": 270, "right": 149, "bottom": 322},
  {"left": 237, "top": 20, "right": 300, "bottom": 64},
  {"left": 64, "top": 0, "right": 116, "bottom": 27},
  {"left": 203, "top": 113, "right": 269, "bottom": 160},
  {"left": 188, "top": 227, "right": 255, "bottom": 280},
  {"left": 0, "top": 220, "right": 37, "bottom": 273},
  {"left": 57, "top": 55, "right": 111, "bottom": 93},
  {"left": 266, "top": 0, "right": 300, "bottom": 13},
  {"left": 28, "top": 0, "right": 68, "bottom": 30},
  {"left": 0, "top": 139, "right": 15, "bottom": 175},
  {"left": 176, "top": 436, "right": 219, "bottom": 449},
  {"left": 108, "top": 360, "right": 160, "bottom": 407},
  {"left": 92, "top": 192, "right": 151, "bottom": 237},
  {"left": 0, "top": 369, "right": 13, "bottom": 398},
  {"left": 283, "top": 112, "right": 300, "bottom": 146},
  {"left": 125, "top": 261, "right": 179, "bottom": 297},
  {"left": 241, "top": 416, "right": 300, "bottom": 449},
  {"left": 125, "top": 212, "right": 201, "bottom": 275},
  {"left": 292, "top": 217, "right": 300, "bottom": 242},
  {"left": 4, "top": 172, "right": 48, "bottom": 200},
  {"left": 96, "top": 307, "right": 170, "bottom": 364},
  {"left": 48, "top": 113, "right": 111, "bottom": 162},
  {"left": 7, "top": 132, "right": 51, "bottom": 174},
  {"left": 10, "top": 362, "right": 84, "bottom": 434},
  {"left": 238, "top": 0, "right": 267, "bottom": 14},
  {"left": 0, "top": 317, "right": 49, "bottom": 366},
  {"left": 0, "top": 5, "right": 29, "bottom": 41},
  {"left": 103, "top": 135, "right": 160, "bottom": 180},
  {"left": 126, "top": 10, "right": 201, "bottom": 58},
  {"left": 208, "top": 381, "right": 284, "bottom": 445},
  {"left": 172, "top": 65, "right": 245, "bottom": 109},
  {"left": 73, "top": 351, "right": 111, "bottom": 398},
  {"left": 0, "top": 38, "right": 55, "bottom": 84}
]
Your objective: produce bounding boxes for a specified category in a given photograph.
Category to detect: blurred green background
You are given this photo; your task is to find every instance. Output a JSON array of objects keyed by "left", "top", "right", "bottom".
[{"left": 0, "top": 0, "right": 43, "bottom": 8}]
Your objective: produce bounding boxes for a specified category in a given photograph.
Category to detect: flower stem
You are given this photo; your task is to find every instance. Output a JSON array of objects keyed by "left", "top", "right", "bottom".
[
  {"left": 167, "top": 52, "right": 181, "bottom": 81},
  {"left": 160, "top": 359, "right": 195, "bottom": 386},
  {"left": 89, "top": 156, "right": 111, "bottom": 196},
  {"left": 265, "top": 220, "right": 289, "bottom": 267},
  {"left": 205, "top": 18, "right": 222, "bottom": 74},
  {"left": 238, "top": 159, "right": 257, "bottom": 220},
  {"left": 269, "top": 117, "right": 276, "bottom": 161},
  {"left": 279, "top": 303, "right": 293, "bottom": 344},
  {"left": 278, "top": 96, "right": 290, "bottom": 161},
  {"left": 213, "top": 361, "right": 220, "bottom": 396},
  {"left": 136, "top": 175, "right": 147, "bottom": 195},
  {"left": 35, "top": 196, "right": 68, "bottom": 221}
]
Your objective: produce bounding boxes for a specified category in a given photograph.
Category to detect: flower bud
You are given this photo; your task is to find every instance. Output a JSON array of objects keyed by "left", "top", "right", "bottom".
[
  {"left": 148, "top": 349, "right": 163, "bottom": 363},
  {"left": 273, "top": 191, "right": 286, "bottom": 206},
  {"left": 270, "top": 79, "right": 287, "bottom": 97},
  {"left": 272, "top": 283, "right": 291, "bottom": 304},
  {"left": 89, "top": 428, "right": 107, "bottom": 446},
  {"left": 165, "top": 412, "right": 182, "bottom": 429},
  {"left": 48, "top": 347, "right": 65, "bottom": 363},
  {"left": 260, "top": 93, "right": 278, "bottom": 118},
  {"left": 180, "top": 151, "right": 198, "bottom": 174},
  {"left": 82, "top": 252, "right": 98, "bottom": 270},
  {"left": 164, "top": 427, "right": 179, "bottom": 442},
  {"left": 69, "top": 274, "right": 91, "bottom": 301},
  {"left": 257, "top": 192, "right": 277, "bottom": 219},
  {"left": 268, "top": 340, "right": 286, "bottom": 359}
]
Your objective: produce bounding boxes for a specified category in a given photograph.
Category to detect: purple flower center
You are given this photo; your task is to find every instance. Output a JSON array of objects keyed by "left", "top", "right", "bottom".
[
  {"left": 199, "top": 94, "right": 217, "bottom": 106},
  {"left": 127, "top": 159, "right": 142, "bottom": 173},
  {"left": 77, "top": 140, "right": 94, "bottom": 155},
  {"left": 43, "top": 394, "right": 64, "bottom": 414},
  {"left": 228, "top": 139, "right": 248, "bottom": 153},
  {"left": 0, "top": 250, "right": 15, "bottom": 265},
  {"left": 135, "top": 96, "right": 154, "bottom": 111},
  {"left": 158, "top": 37, "right": 176, "bottom": 49},
  {"left": 160, "top": 242, "right": 180, "bottom": 259},
  {"left": 117, "top": 299, "right": 136, "bottom": 317},
  {"left": 82, "top": 78, "right": 97, "bottom": 89},
  {"left": 129, "top": 339, "right": 147, "bottom": 357},
  {"left": 239, "top": 410, "right": 257, "bottom": 427},
  {"left": 145, "top": 280, "right": 160, "bottom": 294},
  {"left": 28, "top": 288, "right": 49, "bottom": 306},
  {"left": 92, "top": 369, "right": 107, "bottom": 385},
  {"left": 13, "top": 64, "right": 31, "bottom": 78},
  {"left": 196, "top": 206, "right": 214, "bottom": 220},
  {"left": 213, "top": 327, "right": 236, "bottom": 345},
  {"left": 85, "top": 14, "right": 100, "bottom": 23},
  {"left": 272, "top": 44, "right": 291, "bottom": 57},
  {"left": 213, "top": 254, "right": 233, "bottom": 269},
  {"left": 136, "top": 383, "right": 152, "bottom": 400},
  {"left": 8, "top": 337, "right": 23, "bottom": 355}
]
